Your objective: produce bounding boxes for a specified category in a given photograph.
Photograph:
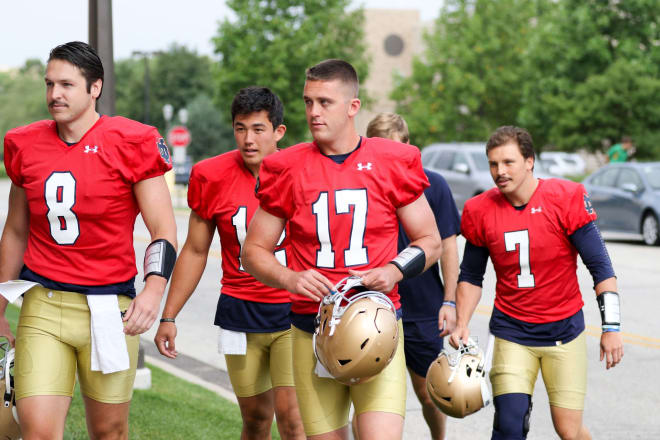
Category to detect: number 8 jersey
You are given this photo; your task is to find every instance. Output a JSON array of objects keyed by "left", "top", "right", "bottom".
[
  {"left": 461, "top": 178, "right": 598, "bottom": 323},
  {"left": 3, "top": 116, "right": 172, "bottom": 286},
  {"left": 257, "top": 137, "right": 429, "bottom": 315}
]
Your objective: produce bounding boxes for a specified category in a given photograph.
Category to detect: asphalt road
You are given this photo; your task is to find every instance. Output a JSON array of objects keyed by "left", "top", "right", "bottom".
[{"left": 1, "top": 178, "right": 658, "bottom": 439}]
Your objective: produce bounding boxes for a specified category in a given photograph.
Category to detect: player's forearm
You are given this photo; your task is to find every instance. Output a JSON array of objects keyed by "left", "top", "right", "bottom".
[
  {"left": 161, "top": 246, "right": 209, "bottom": 319},
  {"left": 439, "top": 236, "right": 459, "bottom": 301},
  {"left": 409, "top": 234, "right": 443, "bottom": 272},
  {"left": 594, "top": 277, "right": 617, "bottom": 295},
  {"left": 242, "top": 243, "right": 293, "bottom": 291},
  {"left": 455, "top": 281, "right": 482, "bottom": 328},
  {"left": 0, "top": 229, "right": 27, "bottom": 283}
]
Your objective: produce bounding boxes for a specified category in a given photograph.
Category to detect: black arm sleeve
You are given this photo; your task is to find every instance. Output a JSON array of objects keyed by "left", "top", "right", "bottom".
[
  {"left": 458, "top": 240, "right": 490, "bottom": 287},
  {"left": 569, "top": 221, "right": 616, "bottom": 286}
]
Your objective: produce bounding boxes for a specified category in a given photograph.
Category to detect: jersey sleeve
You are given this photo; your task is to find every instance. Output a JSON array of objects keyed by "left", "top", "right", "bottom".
[
  {"left": 460, "top": 201, "right": 485, "bottom": 247},
  {"left": 187, "top": 165, "right": 212, "bottom": 220},
  {"left": 256, "top": 156, "right": 293, "bottom": 219},
  {"left": 122, "top": 128, "right": 173, "bottom": 183},
  {"left": 3, "top": 133, "right": 23, "bottom": 186},
  {"left": 562, "top": 183, "right": 598, "bottom": 235},
  {"left": 388, "top": 146, "right": 429, "bottom": 208}
]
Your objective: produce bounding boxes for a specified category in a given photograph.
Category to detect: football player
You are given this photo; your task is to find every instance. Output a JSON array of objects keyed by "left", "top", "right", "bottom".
[
  {"left": 154, "top": 87, "right": 304, "bottom": 439},
  {"left": 362, "top": 113, "right": 460, "bottom": 440},
  {"left": 242, "top": 60, "right": 443, "bottom": 439},
  {"left": 450, "top": 126, "right": 624, "bottom": 439},
  {"left": 0, "top": 41, "right": 177, "bottom": 439}
]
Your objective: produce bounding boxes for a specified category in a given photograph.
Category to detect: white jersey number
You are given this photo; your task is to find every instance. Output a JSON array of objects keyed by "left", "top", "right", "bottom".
[
  {"left": 232, "top": 206, "right": 286, "bottom": 271},
  {"left": 45, "top": 172, "right": 80, "bottom": 245},
  {"left": 312, "top": 189, "right": 368, "bottom": 268},
  {"left": 504, "top": 229, "right": 535, "bottom": 288}
]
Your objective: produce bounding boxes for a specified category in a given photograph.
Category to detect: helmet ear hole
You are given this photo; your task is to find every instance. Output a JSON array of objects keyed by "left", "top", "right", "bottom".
[{"left": 338, "top": 359, "right": 351, "bottom": 366}]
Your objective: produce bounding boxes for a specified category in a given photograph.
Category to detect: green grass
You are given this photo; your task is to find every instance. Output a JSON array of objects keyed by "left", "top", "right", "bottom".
[{"left": 6, "top": 303, "right": 281, "bottom": 439}]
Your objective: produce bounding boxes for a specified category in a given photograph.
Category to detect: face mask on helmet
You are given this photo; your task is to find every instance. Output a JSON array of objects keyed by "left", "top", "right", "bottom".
[
  {"left": 0, "top": 340, "right": 21, "bottom": 440},
  {"left": 426, "top": 338, "right": 491, "bottom": 418},
  {"left": 313, "top": 276, "right": 399, "bottom": 385}
]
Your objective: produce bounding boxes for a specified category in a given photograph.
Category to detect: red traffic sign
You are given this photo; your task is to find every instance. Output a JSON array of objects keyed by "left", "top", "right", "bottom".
[{"left": 167, "top": 126, "right": 191, "bottom": 148}]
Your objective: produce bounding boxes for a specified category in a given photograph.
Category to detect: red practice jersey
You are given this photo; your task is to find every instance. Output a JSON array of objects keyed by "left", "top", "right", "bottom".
[
  {"left": 187, "top": 150, "right": 290, "bottom": 303},
  {"left": 461, "top": 178, "right": 597, "bottom": 323},
  {"left": 4, "top": 116, "right": 172, "bottom": 286},
  {"left": 257, "top": 137, "right": 429, "bottom": 314}
]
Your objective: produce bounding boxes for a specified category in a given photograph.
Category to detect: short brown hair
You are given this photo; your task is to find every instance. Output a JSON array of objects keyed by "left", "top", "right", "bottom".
[
  {"left": 486, "top": 126, "right": 535, "bottom": 160},
  {"left": 366, "top": 113, "right": 409, "bottom": 143},
  {"left": 305, "top": 59, "right": 359, "bottom": 98}
]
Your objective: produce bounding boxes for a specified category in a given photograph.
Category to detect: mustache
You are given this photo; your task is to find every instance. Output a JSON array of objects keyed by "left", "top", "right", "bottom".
[{"left": 48, "top": 100, "right": 67, "bottom": 107}]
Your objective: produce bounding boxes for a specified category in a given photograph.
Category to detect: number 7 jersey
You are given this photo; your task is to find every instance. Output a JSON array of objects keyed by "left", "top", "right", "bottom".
[
  {"left": 257, "top": 137, "right": 429, "bottom": 314},
  {"left": 3, "top": 116, "right": 172, "bottom": 286},
  {"left": 461, "top": 178, "right": 598, "bottom": 323}
]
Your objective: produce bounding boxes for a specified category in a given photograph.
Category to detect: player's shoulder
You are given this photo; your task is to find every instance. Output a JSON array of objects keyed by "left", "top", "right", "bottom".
[
  {"left": 463, "top": 187, "right": 500, "bottom": 214},
  {"left": 539, "top": 178, "right": 584, "bottom": 197},
  {"left": 100, "top": 115, "right": 158, "bottom": 141},
  {"left": 365, "top": 137, "right": 420, "bottom": 161},
  {"left": 191, "top": 150, "right": 240, "bottom": 180},
  {"left": 262, "top": 143, "right": 314, "bottom": 171},
  {"left": 4, "top": 119, "right": 54, "bottom": 144}
]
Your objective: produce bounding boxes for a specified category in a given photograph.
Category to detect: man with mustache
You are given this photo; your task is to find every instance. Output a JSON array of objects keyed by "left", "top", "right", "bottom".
[
  {"left": 0, "top": 41, "right": 177, "bottom": 439},
  {"left": 451, "top": 126, "right": 623, "bottom": 440}
]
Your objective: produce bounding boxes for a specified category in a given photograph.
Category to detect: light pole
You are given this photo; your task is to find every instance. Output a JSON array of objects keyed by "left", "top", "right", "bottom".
[{"left": 132, "top": 51, "right": 162, "bottom": 125}]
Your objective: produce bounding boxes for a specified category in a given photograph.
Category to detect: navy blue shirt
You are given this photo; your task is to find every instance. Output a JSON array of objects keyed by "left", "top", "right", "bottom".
[
  {"left": 399, "top": 169, "right": 460, "bottom": 322},
  {"left": 215, "top": 294, "right": 291, "bottom": 333}
]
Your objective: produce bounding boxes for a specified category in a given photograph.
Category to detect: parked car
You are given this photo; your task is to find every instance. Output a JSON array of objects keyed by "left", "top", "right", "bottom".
[
  {"left": 539, "top": 151, "right": 586, "bottom": 176},
  {"left": 582, "top": 162, "right": 660, "bottom": 245},
  {"left": 421, "top": 143, "right": 556, "bottom": 211}
]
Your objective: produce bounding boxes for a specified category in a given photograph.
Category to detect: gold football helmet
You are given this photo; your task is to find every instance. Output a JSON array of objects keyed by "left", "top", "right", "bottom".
[
  {"left": 0, "top": 340, "right": 20, "bottom": 440},
  {"left": 313, "top": 276, "right": 399, "bottom": 385},
  {"left": 426, "top": 338, "right": 491, "bottom": 418}
]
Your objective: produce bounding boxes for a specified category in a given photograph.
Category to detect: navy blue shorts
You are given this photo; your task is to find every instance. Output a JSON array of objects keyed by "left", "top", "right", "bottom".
[{"left": 403, "top": 319, "right": 444, "bottom": 378}]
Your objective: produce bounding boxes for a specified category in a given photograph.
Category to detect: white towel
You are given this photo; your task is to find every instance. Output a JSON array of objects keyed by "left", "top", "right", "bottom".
[
  {"left": 218, "top": 327, "right": 247, "bottom": 355},
  {"left": 0, "top": 280, "right": 39, "bottom": 303},
  {"left": 87, "top": 295, "right": 130, "bottom": 374},
  {"left": 314, "top": 359, "right": 334, "bottom": 379}
]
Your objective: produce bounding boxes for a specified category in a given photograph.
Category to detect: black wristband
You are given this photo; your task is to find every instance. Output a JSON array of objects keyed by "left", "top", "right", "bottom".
[
  {"left": 389, "top": 245, "right": 426, "bottom": 280},
  {"left": 144, "top": 239, "right": 177, "bottom": 281},
  {"left": 160, "top": 318, "right": 175, "bottom": 324}
]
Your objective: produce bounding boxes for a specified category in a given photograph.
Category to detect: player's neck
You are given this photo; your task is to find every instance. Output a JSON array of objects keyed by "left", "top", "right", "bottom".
[
  {"left": 56, "top": 107, "right": 100, "bottom": 144},
  {"left": 504, "top": 175, "right": 539, "bottom": 207},
  {"left": 316, "top": 129, "right": 360, "bottom": 156}
]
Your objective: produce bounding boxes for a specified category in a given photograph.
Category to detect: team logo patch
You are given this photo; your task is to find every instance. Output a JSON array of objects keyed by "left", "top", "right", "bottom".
[
  {"left": 84, "top": 145, "right": 98, "bottom": 154},
  {"left": 157, "top": 138, "right": 171, "bottom": 164},
  {"left": 584, "top": 193, "right": 594, "bottom": 214},
  {"left": 357, "top": 162, "right": 372, "bottom": 171}
]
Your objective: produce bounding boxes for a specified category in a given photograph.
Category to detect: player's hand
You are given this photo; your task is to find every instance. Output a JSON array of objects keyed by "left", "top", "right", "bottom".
[
  {"left": 449, "top": 325, "right": 470, "bottom": 349},
  {"left": 155, "top": 321, "right": 178, "bottom": 359},
  {"left": 123, "top": 278, "right": 166, "bottom": 336},
  {"left": 438, "top": 304, "right": 457, "bottom": 338},
  {"left": 284, "top": 269, "right": 333, "bottom": 302},
  {"left": 0, "top": 316, "right": 15, "bottom": 347},
  {"left": 349, "top": 264, "right": 402, "bottom": 293},
  {"left": 600, "top": 330, "right": 623, "bottom": 370}
]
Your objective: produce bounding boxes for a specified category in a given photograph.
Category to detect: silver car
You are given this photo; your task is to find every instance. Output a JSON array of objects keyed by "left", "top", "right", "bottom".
[
  {"left": 583, "top": 162, "right": 660, "bottom": 246},
  {"left": 421, "top": 143, "right": 555, "bottom": 211}
]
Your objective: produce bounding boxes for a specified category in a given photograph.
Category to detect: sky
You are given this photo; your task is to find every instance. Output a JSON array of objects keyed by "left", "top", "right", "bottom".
[{"left": 0, "top": 0, "right": 441, "bottom": 69}]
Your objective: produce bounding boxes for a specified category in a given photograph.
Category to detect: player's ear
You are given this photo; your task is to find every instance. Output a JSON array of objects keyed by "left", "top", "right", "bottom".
[
  {"left": 274, "top": 124, "right": 286, "bottom": 142},
  {"left": 90, "top": 78, "right": 102, "bottom": 99},
  {"left": 348, "top": 98, "right": 361, "bottom": 118}
]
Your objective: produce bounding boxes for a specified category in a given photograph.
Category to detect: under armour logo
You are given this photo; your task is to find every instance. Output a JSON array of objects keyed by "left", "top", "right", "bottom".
[
  {"left": 531, "top": 207, "right": 542, "bottom": 214},
  {"left": 84, "top": 145, "right": 98, "bottom": 154},
  {"left": 357, "top": 162, "right": 372, "bottom": 171}
]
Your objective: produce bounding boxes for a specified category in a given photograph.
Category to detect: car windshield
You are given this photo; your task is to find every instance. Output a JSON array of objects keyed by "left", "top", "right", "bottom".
[
  {"left": 640, "top": 165, "right": 660, "bottom": 190},
  {"left": 470, "top": 152, "right": 489, "bottom": 171}
]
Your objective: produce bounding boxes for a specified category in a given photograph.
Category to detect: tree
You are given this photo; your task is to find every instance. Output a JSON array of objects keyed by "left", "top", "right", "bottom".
[
  {"left": 519, "top": 0, "right": 660, "bottom": 157},
  {"left": 213, "top": 0, "right": 369, "bottom": 145},
  {"left": 0, "top": 60, "right": 50, "bottom": 139},
  {"left": 185, "top": 94, "right": 234, "bottom": 161},
  {"left": 115, "top": 45, "right": 215, "bottom": 134},
  {"left": 391, "top": 0, "right": 551, "bottom": 148}
]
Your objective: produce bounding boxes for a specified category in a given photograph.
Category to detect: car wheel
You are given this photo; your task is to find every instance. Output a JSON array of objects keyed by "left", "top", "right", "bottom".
[{"left": 641, "top": 212, "right": 660, "bottom": 246}]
